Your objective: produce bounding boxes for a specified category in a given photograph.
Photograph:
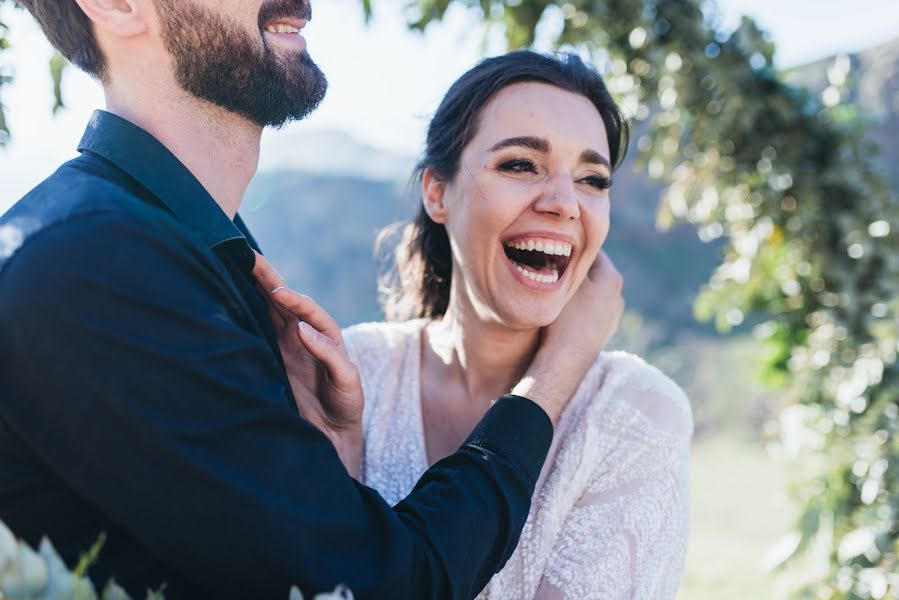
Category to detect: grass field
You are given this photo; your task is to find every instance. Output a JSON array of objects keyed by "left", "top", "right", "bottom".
[
  {"left": 681, "top": 434, "right": 812, "bottom": 599},
  {"left": 612, "top": 327, "right": 817, "bottom": 598}
]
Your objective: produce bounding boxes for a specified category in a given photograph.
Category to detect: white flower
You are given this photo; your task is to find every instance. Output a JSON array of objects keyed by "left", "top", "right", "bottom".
[
  {"left": 0, "top": 519, "right": 17, "bottom": 571},
  {"left": 0, "top": 541, "right": 50, "bottom": 596}
]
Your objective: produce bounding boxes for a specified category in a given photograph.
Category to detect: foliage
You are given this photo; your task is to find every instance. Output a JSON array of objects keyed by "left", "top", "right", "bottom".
[
  {"left": 390, "top": 0, "right": 899, "bottom": 597},
  {"left": 0, "top": 0, "right": 65, "bottom": 145},
  {"left": 0, "top": 0, "right": 14, "bottom": 144},
  {"left": 0, "top": 517, "right": 128, "bottom": 600},
  {"left": 0, "top": 517, "right": 354, "bottom": 600}
]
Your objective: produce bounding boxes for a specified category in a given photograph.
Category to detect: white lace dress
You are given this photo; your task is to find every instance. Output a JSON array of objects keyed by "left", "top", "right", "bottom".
[{"left": 344, "top": 320, "right": 693, "bottom": 599}]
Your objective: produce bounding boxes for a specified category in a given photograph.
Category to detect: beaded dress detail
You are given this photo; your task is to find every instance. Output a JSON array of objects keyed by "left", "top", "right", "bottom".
[{"left": 344, "top": 320, "right": 693, "bottom": 599}]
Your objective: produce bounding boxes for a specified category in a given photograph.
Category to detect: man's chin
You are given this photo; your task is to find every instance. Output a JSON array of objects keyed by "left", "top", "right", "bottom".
[
  {"left": 225, "top": 57, "right": 327, "bottom": 128},
  {"left": 155, "top": 0, "right": 326, "bottom": 130}
]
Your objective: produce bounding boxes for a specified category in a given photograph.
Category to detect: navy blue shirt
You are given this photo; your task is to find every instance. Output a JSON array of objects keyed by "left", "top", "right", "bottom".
[{"left": 0, "top": 111, "right": 553, "bottom": 599}]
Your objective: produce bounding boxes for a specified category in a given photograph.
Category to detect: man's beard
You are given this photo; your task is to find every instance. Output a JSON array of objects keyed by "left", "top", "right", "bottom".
[{"left": 155, "top": 0, "right": 327, "bottom": 128}]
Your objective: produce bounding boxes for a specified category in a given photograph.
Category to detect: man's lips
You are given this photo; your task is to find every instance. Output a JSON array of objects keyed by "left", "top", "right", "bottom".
[
  {"left": 263, "top": 18, "right": 308, "bottom": 34},
  {"left": 259, "top": 0, "right": 312, "bottom": 32}
]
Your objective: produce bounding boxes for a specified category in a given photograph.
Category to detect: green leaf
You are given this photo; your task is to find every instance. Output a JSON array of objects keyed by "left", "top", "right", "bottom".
[
  {"left": 50, "top": 50, "right": 68, "bottom": 114},
  {"left": 74, "top": 531, "right": 107, "bottom": 578}
]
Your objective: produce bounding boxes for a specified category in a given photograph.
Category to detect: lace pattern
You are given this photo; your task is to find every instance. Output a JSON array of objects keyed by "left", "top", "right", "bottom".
[{"left": 344, "top": 320, "right": 693, "bottom": 599}]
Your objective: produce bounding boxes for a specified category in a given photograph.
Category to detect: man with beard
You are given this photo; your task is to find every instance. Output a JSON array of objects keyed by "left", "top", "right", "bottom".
[{"left": 0, "top": 0, "right": 617, "bottom": 598}]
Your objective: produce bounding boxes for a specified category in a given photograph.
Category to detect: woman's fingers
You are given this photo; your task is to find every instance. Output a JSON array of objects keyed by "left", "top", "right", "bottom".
[
  {"left": 270, "top": 288, "right": 345, "bottom": 350},
  {"left": 252, "top": 253, "right": 296, "bottom": 327},
  {"left": 252, "top": 252, "right": 347, "bottom": 352},
  {"left": 252, "top": 252, "right": 286, "bottom": 292},
  {"left": 254, "top": 281, "right": 289, "bottom": 329},
  {"left": 252, "top": 252, "right": 308, "bottom": 329},
  {"left": 297, "top": 322, "right": 360, "bottom": 393},
  {"left": 586, "top": 251, "right": 605, "bottom": 280},
  {"left": 590, "top": 251, "right": 623, "bottom": 293}
]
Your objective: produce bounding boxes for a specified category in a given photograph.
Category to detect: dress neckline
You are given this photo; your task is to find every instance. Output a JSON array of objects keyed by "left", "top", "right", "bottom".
[
  {"left": 403, "top": 318, "right": 579, "bottom": 477},
  {"left": 403, "top": 319, "right": 431, "bottom": 473}
]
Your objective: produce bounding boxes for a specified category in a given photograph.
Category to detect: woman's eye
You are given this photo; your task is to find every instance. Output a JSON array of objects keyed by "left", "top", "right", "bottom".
[
  {"left": 498, "top": 159, "right": 538, "bottom": 174},
  {"left": 581, "top": 175, "right": 612, "bottom": 190}
]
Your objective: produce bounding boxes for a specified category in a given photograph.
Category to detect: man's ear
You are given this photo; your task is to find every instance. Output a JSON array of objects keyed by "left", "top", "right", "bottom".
[
  {"left": 421, "top": 168, "right": 449, "bottom": 225},
  {"left": 73, "top": 0, "right": 148, "bottom": 38}
]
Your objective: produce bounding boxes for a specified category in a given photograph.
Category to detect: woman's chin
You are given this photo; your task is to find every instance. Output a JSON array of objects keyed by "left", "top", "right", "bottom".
[{"left": 494, "top": 303, "right": 562, "bottom": 331}]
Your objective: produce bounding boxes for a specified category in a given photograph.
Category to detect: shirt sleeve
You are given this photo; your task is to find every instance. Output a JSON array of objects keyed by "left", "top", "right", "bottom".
[
  {"left": 535, "top": 384, "right": 692, "bottom": 600},
  {"left": 0, "top": 208, "right": 553, "bottom": 599}
]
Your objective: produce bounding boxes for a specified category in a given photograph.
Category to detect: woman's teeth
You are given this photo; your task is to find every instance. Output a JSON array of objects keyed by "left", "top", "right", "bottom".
[
  {"left": 265, "top": 23, "right": 302, "bottom": 34},
  {"left": 505, "top": 239, "right": 572, "bottom": 257},
  {"left": 515, "top": 264, "right": 560, "bottom": 284},
  {"left": 503, "top": 238, "right": 571, "bottom": 285}
]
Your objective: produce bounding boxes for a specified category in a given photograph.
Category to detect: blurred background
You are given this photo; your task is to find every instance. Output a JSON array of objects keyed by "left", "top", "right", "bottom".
[{"left": 1, "top": 0, "right": 897, "bottom": 598}]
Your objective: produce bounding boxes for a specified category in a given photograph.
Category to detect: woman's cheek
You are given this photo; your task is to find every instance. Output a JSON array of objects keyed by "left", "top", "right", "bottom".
[{"left": 581, "top": 197, "right": 610, "bottom": 254}]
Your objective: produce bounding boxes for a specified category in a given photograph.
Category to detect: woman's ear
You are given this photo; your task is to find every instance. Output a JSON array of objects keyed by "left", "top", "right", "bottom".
[
  {"left": 74, "top": 0, "right": 148, "bottom": 38},
  {"left": 421, "top": 168, "right": 449, "bottom": 225}
]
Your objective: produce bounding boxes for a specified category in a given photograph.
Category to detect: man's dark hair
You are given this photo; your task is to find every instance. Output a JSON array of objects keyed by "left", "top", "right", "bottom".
[{"left": 19, "top": 1, "right": 106, "bottom": 78}]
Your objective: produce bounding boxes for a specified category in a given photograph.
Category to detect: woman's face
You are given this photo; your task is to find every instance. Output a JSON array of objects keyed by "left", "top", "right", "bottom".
[{"left": 425, "top": 82, "right": 613, "bottom": 329}]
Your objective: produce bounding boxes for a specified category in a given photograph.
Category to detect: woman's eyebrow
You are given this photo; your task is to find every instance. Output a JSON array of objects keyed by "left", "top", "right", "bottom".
[
  {"left": 580, "top": 149, "right": 611, "bottom": 169},
  {"left": 489, "top": 136, "right": 611, "bottom": 169},
  {"left": 488, "top": 136, "right": 551, "bottom": 153}
]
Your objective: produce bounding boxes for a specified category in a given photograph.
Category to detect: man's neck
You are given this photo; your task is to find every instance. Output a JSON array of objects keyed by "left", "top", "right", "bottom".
[{"left": 104, "top": 81, "right": 262, "bottom": 220}]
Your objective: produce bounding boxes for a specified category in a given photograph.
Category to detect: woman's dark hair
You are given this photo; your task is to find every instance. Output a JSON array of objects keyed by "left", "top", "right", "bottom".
[
  {"left": 19, "top": 1, "right": 106, "bottom": 79},
  {"left": 379, "top": 50, "right": 629, "bottom": 321}
]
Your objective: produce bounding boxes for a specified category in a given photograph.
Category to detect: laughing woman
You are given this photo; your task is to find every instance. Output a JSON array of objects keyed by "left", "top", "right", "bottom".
[{"left": 345, "top": 51, "right": 693, "bottom": 599}]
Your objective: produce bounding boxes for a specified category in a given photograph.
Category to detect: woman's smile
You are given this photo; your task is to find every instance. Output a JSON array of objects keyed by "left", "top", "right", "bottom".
[{"left": 501, "top": 232, "right": 576, "bottom": 289}]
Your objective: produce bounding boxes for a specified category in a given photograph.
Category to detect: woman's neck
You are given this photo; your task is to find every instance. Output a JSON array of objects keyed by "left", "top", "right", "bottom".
[
  {"left": 427, "top": 291, "right": 541, "bottom": 409},
  {"left": 418, "top": 283, "right": 542, "bottom": 466}
]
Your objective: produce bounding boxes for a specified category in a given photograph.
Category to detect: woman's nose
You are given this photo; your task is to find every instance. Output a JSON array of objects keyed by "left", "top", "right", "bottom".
[{"left": 533, "top": 175, "right": 580, "bottom": 221}]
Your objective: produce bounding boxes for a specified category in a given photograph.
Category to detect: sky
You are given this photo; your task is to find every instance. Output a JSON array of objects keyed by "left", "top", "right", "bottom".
[{"left": 1, "top": 0, "right": 897, "bottom": 210}]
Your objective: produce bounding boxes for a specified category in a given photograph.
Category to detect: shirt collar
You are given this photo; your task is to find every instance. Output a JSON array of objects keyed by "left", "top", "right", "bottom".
[{"left": 77, "top": 110, "right": 246, "bottom": 250}]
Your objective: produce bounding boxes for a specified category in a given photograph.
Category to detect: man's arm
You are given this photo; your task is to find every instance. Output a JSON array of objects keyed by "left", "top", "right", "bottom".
[{"left": 0, "top": 210, "right": 551, "bottom": 599}]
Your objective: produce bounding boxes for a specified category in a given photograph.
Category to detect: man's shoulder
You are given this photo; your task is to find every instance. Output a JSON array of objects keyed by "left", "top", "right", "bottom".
[
  {"left": 0, "top": 163, "right": 226, "bottom": 325},
  {"left": 0, "top": 158, "right": 200, "bottom": 279},
  {"left": 5, "top": 157, "right": 147, "bottom": 226}
]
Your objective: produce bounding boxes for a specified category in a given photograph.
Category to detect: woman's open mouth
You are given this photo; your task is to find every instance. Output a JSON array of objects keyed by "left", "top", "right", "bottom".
[{"left": 502, "top": 237, "right": 573, "bottom": 285}]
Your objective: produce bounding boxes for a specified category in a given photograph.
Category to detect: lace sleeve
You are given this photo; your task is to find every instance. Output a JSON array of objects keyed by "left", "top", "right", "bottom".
[{"left": 536, "top": 382, "right": 693, "bottom": 599}]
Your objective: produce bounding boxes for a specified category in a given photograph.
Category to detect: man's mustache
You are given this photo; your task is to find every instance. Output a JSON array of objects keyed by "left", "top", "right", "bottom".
[{"left": 258, "top": 0, "right": 312, "bottom": 28}]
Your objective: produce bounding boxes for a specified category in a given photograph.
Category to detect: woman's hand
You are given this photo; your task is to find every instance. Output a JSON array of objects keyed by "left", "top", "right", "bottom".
[
  {"left": 252, "top": 253, "right": 364, "bottom": 479},
  {"left": 514, "top": 251, "right": 624, "bottom": 424},
  {"left": 544, "top": 250, "right": 624, "bottom": 363}
]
